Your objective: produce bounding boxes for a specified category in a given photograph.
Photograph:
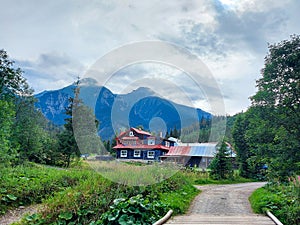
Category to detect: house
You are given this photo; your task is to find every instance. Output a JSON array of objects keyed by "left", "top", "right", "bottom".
[
  {"left": 160, "top": 142, "right": 236, "bottom": 169},
  {"left": 113, "top": 127, "right": 172, "bottom": 162},
  {"left": 113, "top": 128, "right": 236, "bottom": 168}
]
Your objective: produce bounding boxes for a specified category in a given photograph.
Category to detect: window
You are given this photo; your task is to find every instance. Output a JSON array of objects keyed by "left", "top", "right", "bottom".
[
  {"left": 165, "top": 141, "right": 170, "bottom": 147},
  {"left": 129, "top": 131, "right": 134, "bottom": 136},
  {"left": 147, "top": 151, "right": 155, "bottom": 159},
  {"left": 120, "top": 150, "right": 127, "bottom": 158},
  {"left": 202, "top": 158, "right": 206, "bottom": 162},
  {"left": 134, "top": 150, "right": 141, "bottom": 157},
  {"left": 148, "top": 138, "right": 155, "bottom": 145}
]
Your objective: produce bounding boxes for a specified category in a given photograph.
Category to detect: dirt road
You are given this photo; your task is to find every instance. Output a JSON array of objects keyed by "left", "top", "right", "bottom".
[
  {"left": 165, "top": 182, "right": 276, "bottom": 224},
  {"left": 188, "top": 182, "right": 267, "bottom": 215}
]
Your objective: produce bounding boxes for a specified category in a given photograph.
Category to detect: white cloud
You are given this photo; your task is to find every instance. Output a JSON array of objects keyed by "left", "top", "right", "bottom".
[
  {"left": 1, "top": 0, "right": 299, "bottom": 114},
  {"left": 16, "top": 52, "right": 86, "bottom": 93}
]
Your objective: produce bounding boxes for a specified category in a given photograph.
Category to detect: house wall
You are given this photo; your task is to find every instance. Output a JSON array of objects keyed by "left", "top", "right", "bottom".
[
  {"left": 185, "top": 156, "right": 214, "bottom": 168},
  {"left": 116, "top": 149, "right": 164, "bottom": 161}
]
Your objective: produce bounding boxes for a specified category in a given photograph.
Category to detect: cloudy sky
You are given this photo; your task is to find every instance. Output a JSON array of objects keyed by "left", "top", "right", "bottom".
[{"left": 1, "top": 0, "right": 299, "bottom": 115}]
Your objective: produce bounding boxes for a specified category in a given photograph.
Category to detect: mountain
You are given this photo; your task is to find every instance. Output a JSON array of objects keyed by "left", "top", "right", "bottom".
[{"left": 35, "top": 78, "right": 211, "bottom": 140}]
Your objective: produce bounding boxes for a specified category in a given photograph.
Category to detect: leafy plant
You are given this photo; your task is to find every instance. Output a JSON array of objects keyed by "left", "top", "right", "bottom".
[{"left": 100, "top": 194, "right": 169, "bottom": 225}]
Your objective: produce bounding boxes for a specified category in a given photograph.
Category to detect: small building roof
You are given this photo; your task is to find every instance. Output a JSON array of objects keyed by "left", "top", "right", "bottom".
[{"left": 162, "top": 143, "right": 218, "bottom": 157}]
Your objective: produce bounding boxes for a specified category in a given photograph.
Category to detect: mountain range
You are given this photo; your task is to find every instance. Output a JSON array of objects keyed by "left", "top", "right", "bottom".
[{"left": 35, "top": 78, "right": 211, "bottom": 140}]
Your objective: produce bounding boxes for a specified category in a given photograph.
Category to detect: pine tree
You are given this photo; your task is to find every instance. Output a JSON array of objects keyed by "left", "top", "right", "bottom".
[{"left": 209, "top": 140, "right": 233, "bottom": 180}]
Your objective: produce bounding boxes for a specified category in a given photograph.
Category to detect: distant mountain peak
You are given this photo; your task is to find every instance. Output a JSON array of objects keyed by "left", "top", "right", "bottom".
[
  {"left": 34, "top": 82, "right": 211, "bottom": 140},
  {"left": 79, "top": 78, "right": 99, "bottom": 86}
]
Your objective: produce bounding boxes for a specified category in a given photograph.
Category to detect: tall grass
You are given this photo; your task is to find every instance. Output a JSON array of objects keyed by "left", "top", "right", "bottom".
[
  {"left": 9, "top": 163, "right": 199, "bottom": 225},
  {"left": 89, "top": 160, "right": 180, "bottom": 186},
  {"left": 0, "top": 163, "right": 89, "bottom": 215},
  {"left": 249, "top": 176, "right": 300, "bottom": 225}
]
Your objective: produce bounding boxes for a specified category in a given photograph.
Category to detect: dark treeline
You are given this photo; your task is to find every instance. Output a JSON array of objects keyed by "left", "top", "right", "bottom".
[{"left": 180, "top": 115, "right": 232, "bottom": 143}]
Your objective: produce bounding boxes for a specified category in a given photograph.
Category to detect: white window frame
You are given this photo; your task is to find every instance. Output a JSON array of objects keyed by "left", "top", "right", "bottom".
[
  {"left": 148, "top": 138, "right": 155, "bottom": 145},
  {"left": 120, "top": 150, "right": 127, "bottom": 158},
  {"left": 147, "top": 151, "right": 155, "bottom": 159},
  {"left": 129, "top": 131, "right": 134, "bottom": 136},
  {"left": 165, "top": 141, "right": 170, "bottom": 147},
  {"left": 134, "top": 150, "right": 141, "bottom": 157}
]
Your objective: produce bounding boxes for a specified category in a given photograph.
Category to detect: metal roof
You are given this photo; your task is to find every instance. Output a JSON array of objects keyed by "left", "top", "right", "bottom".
[
  {"left": 189, "top": 145, "right": 216, "bottom": 157},
  {"left": 164, "top": 143, "right": 218, "bottom": 157}
]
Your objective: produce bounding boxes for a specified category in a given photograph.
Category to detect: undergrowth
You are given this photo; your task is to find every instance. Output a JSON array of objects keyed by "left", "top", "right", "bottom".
[
  {"left": 0, "top": 163, "right": 89, "bottom": 215},
  {"left": 249, "top": 176, "right": 300, "bottom": 225},
  {"left": 9, "top": 164, "right": 198, "bottom": 225}
]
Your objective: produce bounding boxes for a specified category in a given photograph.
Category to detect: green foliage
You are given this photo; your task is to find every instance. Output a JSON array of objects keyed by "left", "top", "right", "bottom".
[
  {"left": 249, "top": 177, "right": 300, "bottom": 225},
  {"left": 181, "top": 116, "right": 229, "bottom": 143},
  {"left": 58, "top": 81, "right": 102, "bottom": 167},
  {"left": 0, "top": 100, "right": 17, "bottom": 165},
  {"left": 0, "top": 163, "right": 88, "bottom": 215},
  {"left": 0, "top": 49, "right": 63, "bottom": 167},
  {"left": 209, "top": 141, "right": 233, "bottom": 180},
  {"left": 0, "top": 49, "right": 32, "bottom": 100},
  {"left": 232, "top": 35, "right": 300, "bottom": 182},
  {"left": 159, "top": 182, "right": 199, "bottom": 214},
  {"left": 232, "top": 112, "right": 259, "bottom": 178},
  {"left": 100, "top": 194, "right": 168, "bottom": 225},
  {"left": 12, "top": 165, "right": 198, "bottom": 225}
]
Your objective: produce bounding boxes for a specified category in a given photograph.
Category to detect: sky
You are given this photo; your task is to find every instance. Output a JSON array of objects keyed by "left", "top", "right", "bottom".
[{"left": 1, "top": 0, "right": 299, "bottom": 115}]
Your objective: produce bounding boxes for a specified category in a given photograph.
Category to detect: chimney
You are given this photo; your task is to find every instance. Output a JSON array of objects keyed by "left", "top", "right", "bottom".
[{"left": 159, "top": 131, "right": 163, "bottom": 138}]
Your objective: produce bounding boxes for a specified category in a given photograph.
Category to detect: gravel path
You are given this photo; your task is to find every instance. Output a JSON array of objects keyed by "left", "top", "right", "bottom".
[
  {"left": 188, "top": 182, "right": 267, "bottom": 215},
  {"left": 0, "top": 205, "right": 40, "bottom": 225}
]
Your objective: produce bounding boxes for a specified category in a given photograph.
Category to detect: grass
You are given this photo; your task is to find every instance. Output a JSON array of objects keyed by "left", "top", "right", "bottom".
[
  {"left": 249, "top": 177, "right": 300, "bottom": 225},
  {"left": 2, "top": 161, "right": 259, "bottom": 225},
  {"left": 181, "top": 168, "right": 256, "bottom": 185},
  {"left": 88, "top": 160, "right": 180, "bottom": 186},
  {"left": 0, "top": 162, "right": 90, "bottom": 215},
  {"left": 4, "top": 162, "right": 198, "bottom": 224}
]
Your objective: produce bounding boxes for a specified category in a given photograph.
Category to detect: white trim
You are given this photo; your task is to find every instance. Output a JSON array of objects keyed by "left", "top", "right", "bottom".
[
  {"left": 120, "top": 150, "right": 127, "bottom": 158},
  {"left": 147, "top": 151, "right": 155, "bottom": 159},
  {"left": 134, "top": 150, "right": 141, "bottom": 157},
  {"left": 165, "top": 141, "right": 170, "bottom": 147}
]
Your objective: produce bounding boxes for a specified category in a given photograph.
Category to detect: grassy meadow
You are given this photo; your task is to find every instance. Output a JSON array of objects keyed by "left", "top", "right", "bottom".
[{"left": 1, "top": 161, "right": 200, "bottom": 224}]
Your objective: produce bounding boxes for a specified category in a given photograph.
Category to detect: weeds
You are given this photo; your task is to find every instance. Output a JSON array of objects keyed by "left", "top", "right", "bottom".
[{"left": 249, "top": 176, "right": 300, "bottom": 225}]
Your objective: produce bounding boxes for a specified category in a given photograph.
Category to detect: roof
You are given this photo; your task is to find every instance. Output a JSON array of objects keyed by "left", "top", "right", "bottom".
[
  {"left": 163, "top": 143, "right": 218, "bottom": 157},
  {"left": 113, "top": 144, "right": 169, "bottom": 151},
  {"left": 131, "top": 127, "right": 151, "bottom": 136}
]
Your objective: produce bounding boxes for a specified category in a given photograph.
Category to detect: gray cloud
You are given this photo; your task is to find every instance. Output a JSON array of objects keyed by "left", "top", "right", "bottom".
[
  {"left": 16, "top": 52, "right": 85, "bottom": 93},
  {"left": 1, "top": 0, "right": 299, "bottom": 114}
]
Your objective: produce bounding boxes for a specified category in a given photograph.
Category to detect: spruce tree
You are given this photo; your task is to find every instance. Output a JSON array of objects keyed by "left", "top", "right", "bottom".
[{"left": 209, "top": 140, "right": 233, "bottom": 180}]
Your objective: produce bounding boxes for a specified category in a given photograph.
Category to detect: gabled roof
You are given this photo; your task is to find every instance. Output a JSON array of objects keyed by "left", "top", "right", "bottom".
[{"left": 131, "top": 127, "right": 151, "bottom": 136}]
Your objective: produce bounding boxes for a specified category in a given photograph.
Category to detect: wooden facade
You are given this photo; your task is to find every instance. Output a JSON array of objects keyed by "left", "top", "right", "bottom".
[{"left": 113, "top": 128, "right": 171, "bottom": 162}]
